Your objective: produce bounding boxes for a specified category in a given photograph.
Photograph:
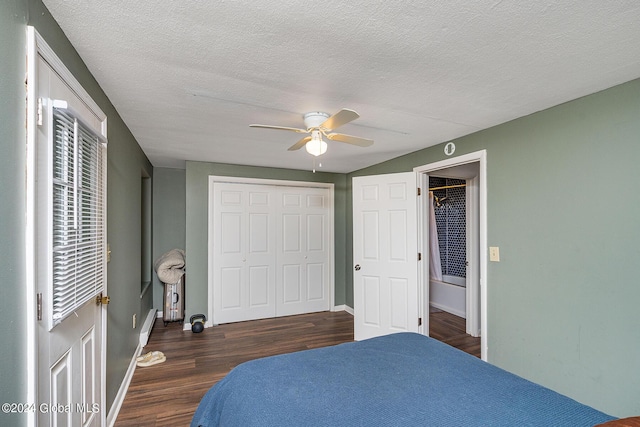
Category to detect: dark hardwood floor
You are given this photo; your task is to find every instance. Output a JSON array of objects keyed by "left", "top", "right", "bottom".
[
  {"left": 429, "top": 308, "right": 481, "bottom": 357},
  {"left": 115, "top": 310, "right": 479, "bottom": 426}
]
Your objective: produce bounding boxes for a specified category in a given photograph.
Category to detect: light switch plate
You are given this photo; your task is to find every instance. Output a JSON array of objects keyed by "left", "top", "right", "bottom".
[{"left": 489, "top": 246, "right": 500, "bottom": 262}]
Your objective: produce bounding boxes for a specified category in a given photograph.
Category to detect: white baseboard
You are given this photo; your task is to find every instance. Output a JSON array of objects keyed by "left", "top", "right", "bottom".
[
  {"left": 183, "top": 319, "right": 214, "bottom": 331},
  {"left": 332, "top": 304, "right": 354, "bottom": 316},
  {"left": 140, "top": 308, "right": 157, "bottom": 348},
  {"left": 107, "top": 342, "right": 141, "bottom": 427},
  {"left": 182, "top": 322, "right": 205, "bottom": 331},
  {"left": 157, "top": 310, "right": 163, "bottom": 318},
  {"left": 108, "top": 308, "right": 157, "bottom": 426},
  {"left": 179, "top": 307, "right": 353, "bottom": 333},
  {"left": 430, "top": 302, "right": 466, "bottom": 319}
]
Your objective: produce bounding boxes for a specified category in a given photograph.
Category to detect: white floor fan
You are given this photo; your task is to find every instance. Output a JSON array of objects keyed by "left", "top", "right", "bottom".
[{"left": 250, "top": 109, "right": 373, "bottom": 156}]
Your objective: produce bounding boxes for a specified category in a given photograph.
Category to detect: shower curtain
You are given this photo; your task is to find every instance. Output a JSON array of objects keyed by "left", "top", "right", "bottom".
[{"left": 428, "top": 191, "right": 443, "bottom": 281}]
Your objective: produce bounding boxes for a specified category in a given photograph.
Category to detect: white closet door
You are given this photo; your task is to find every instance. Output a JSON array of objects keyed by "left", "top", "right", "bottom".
[
  {"left": 277, "top": 187, "right": 330, "bottom": 316},
  {"left": 212, "top": 181, "right": 331, "bottom": 324},
  {"left": 212, "top": 183, "right": 277, "bottom": 324}
]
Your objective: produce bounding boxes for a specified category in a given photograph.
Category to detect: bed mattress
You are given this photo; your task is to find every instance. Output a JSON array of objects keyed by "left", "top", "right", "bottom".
[{"left": 192, "top": 332, "right": 614, "bottom": 426}]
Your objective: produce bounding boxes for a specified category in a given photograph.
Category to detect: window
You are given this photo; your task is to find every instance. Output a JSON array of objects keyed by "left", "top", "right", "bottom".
[{"left": 50, "top": 105, "right": 107, "bottom": 326}]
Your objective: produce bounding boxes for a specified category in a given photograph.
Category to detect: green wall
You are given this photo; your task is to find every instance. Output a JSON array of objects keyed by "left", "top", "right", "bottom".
[
  {"left": 0, "top": 1, "right": 29, "bottom": 425},
  {"left": 152, "top": 168, "right": 187, "bottom": 309},
  {"left": 185, "top": 161, "right": 348, "bottom": 320},
  {"left": 348, "top": 79, "right": 640, "bottom": 417},
  {"left": 24, "top": 0, "right": 155, "bottom": 416}
]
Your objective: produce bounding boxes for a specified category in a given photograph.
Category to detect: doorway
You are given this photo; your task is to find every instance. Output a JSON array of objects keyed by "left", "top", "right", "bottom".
[
  {"left": 428, "top": 175, "right": 468, "bottom": 314},
  {"left": 427, "top": 172, "right": 477, "bottom": 332},
  {"left": 415, "top": 150, "right": 487, "bottom": 360},
  {"left": 350, "top": 150, "right": 487, "bottom": 359}
]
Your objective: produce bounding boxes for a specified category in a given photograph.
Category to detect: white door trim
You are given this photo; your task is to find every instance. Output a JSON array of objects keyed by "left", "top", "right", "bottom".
[
  {"left": 26, "top": 27, "right": 39, "bottom": 427},
  {"left": 207, "top": 176, "right": 335, "bottom": 325},
  {"left": 414, "top": 150, "right": 488, "bottom": 361},
  {"left": 466, "top": 176, "right": 481, "bottom": 337}
]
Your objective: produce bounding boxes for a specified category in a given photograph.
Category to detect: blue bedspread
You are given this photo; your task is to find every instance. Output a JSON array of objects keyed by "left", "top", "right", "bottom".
[{"left": 192, "top": 333, "right": 614, "bottom": 426}]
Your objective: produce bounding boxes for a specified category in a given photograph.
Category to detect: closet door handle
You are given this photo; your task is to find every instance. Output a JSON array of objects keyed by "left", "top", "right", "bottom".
[{"left": 354, "top": 264, "right": 361, "bottom": 271}]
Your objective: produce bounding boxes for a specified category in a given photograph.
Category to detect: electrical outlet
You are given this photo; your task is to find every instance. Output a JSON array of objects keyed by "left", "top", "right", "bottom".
[
  {"left": 132, "top": 313, "right": 137, "bottom": 329},
  {"left": 489, "top": 246, "right": 500, "bottom": 262}
]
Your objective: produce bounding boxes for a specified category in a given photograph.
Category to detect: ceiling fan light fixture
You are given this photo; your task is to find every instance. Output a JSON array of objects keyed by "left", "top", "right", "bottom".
[
  {"left": 305, "top": 130, "right": 327, "bottom": 156},
  {"left": 250, "top": 108, "right": 372, "bottom": 154}
]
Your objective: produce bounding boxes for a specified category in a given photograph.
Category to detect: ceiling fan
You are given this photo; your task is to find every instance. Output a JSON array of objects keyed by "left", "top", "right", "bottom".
[{"left": 250, "top": 109, "right": 373, "bottom": 156}]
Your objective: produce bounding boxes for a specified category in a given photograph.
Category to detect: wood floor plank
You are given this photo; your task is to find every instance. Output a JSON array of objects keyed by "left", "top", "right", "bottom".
[{"left": 115, "top": 310, "right": 479, "bottom": 426}]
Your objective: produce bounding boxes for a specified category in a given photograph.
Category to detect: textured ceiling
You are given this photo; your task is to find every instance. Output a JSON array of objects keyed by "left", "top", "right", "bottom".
[{"left": 42, "top": 0, "right": 640, "bottom": 173}]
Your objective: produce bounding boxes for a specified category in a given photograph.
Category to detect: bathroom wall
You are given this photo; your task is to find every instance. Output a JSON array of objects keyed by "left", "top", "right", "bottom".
[{"left": 430, "top": 177, "right": 466, "bottom": 279}]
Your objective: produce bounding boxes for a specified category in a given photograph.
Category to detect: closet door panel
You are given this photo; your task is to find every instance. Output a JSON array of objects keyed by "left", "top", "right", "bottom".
[
  {"left": 249, "top": 213, "right": 269, "bottom": 253},
  {"left": 282, "top": 214, "right": 301, "bottom": 253},
  {"left": 307, "top": 263, "right": 325, "bottom": 301},
  {"left": 213, "top": 183, "right": 276, "bottom": 324},
  {"left": 249, "top": 265, "right": 270, "bottom": 307},
  {"left": 303, "top": 189, "right": 330, "bottom": 313},
  {"left": 282, "top": 264, "right": 302, "bottom": 304},
  {"left": 220, "top": 267, "right": 242, "bottom": 310},
  {"left": 277, "top": 196, "right": 306, "bottom": 316}
]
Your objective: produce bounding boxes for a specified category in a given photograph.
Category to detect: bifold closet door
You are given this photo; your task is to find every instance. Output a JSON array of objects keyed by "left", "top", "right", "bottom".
[
  {"left": 212, "top": 182, "right": 330, "bottom": 325},
  {"left": 212, "top": 183, "right": 277, "bottom": 324},
  {"left": 276, "top": 187, "right": 330, "bottom": 316}
]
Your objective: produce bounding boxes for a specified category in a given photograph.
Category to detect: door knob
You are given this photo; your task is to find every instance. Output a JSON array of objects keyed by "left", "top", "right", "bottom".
[{"left": 354, "top": 264, "right": 361, "bottom": 271}]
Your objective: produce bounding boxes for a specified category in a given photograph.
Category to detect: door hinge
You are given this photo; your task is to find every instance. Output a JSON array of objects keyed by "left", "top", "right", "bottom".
[
  {"left": 96, "top": 293, "right": 111, "bottom": 306},
  {"left": 37, "top": 293, "right": 42, "bottom": 321},
  {"left": 418, "top": 252, "right": 422, "bottom": 261},
  {"left": 37, "top": 98, "right": 43, "bottom": 126},
  {"left": 418, "top": 317, "right": 422, "bottom": 327},
  {"left": 417, "top": 187, "right": 421, "bottom": 196}
]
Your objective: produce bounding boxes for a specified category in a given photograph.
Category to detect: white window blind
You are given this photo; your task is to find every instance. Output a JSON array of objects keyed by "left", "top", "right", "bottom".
[{"left": 51, "top": 107, "right": 107, "bottom": 326}]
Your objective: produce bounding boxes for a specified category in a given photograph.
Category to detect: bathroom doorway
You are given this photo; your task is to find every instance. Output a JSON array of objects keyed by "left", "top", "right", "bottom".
[
  {"left": 427, "top": 167, "right": 479, "bottom": 337},
  {"left": 428, "top": 175, "right": 468, "bottom": 317},
  {"left": 415, "top": 150, "right": 486, "bottom": 358}
]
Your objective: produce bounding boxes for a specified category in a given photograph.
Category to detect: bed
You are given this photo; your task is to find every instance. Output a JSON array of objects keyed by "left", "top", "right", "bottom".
[{"left": 191, "top": 332, "right": 615, "bottom": 426}]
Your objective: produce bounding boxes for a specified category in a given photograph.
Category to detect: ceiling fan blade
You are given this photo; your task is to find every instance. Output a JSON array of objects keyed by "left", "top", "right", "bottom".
[
  {"left": 326, "top": 132, "right": 373, "bottom": 147},
  {"left": 320, "top": 109, "right": 359, "bottom": 131},
  {"left": 288, "top": 136, "right": 312, "bottom": 151},
  {"left": 250, "top": 124, "right": 308, "bottom": 133}
]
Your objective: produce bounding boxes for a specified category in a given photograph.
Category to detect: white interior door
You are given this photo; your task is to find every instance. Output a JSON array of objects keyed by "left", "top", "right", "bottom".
[
  {"left": 353, "top": 172, "right": 419, "bottom": 341},
  {"left": 34, "top": 48, "right": 105, "bottom": 426}
]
